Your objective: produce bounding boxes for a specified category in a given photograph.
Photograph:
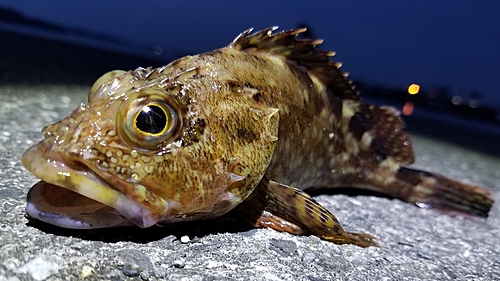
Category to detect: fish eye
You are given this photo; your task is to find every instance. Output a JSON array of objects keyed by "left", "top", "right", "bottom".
[
  {"left": 134, "top": 103, "right": 170, "bottom": 135},
  {"left": 118, "top": 89, "right": 183, "bottom": 151}
]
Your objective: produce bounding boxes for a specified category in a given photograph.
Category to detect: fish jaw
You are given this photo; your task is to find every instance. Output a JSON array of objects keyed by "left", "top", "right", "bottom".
[
  {"left": 22, "top": 144, "right": 167, "bottom": 229},
  {"left": 26, "top": 181, "right": 136, "bottom": 229}
]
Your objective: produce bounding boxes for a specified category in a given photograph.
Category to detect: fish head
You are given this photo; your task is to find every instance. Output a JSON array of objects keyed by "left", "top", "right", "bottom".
[{"left": 22, "top": 63, "right": 279, "bottom": 229}]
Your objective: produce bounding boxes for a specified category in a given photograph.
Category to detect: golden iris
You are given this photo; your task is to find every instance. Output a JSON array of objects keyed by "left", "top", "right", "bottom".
[{"left": 118, "top": 89, "right": 182, "bottom": 151}]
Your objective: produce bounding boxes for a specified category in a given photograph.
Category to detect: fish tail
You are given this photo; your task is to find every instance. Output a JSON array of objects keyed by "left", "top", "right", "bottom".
[
  {"left": 338, "top": 100, "right": 494, "bottom": 217},
  {"left": 392, "top": 167, "right": 494, "bottom": 217}
]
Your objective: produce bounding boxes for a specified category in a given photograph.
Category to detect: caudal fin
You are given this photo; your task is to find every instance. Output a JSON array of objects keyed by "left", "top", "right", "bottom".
[{"left": 395, "top": 167, "right": 493, "bottom": 217}]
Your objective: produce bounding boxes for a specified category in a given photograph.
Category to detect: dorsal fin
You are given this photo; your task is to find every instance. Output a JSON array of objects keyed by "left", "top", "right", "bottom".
[{"left": 230, "top": 27, "right": 361, "bottom": 101}]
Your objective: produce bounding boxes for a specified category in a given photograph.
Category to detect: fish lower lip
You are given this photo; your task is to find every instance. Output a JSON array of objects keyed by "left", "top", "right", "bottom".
[
  {"left": 26, "top": 181, "right": 134, "bottom": 228},
  {"left": 21, "top": 144, "right": 159, "bottom": 228}
]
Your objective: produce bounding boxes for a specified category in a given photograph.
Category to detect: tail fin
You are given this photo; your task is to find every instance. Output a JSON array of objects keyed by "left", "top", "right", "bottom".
[
  {"left": 394, "top": 167, "right": 493, "bottom": 217},
  {"left": 339, "top": 101, "right": 493, "bottom": 217}
]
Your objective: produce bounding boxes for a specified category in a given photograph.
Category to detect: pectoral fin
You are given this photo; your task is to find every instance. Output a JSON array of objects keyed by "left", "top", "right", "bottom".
[{"left": 239, "top": 179, "right": 378, "bottom": 247}]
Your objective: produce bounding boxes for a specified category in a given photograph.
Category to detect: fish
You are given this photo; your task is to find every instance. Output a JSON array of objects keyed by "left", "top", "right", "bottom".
[{"left": 22, "top": 27, "right": 494, "bottom": 247}]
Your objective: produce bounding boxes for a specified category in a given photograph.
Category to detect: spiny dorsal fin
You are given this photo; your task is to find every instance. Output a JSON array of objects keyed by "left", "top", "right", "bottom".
[
  {"left": 230, "top": 27, "right": 360, "bottom": 101},
  {"left": 232, "top": 28, "right": 414, "bottom": 165}
]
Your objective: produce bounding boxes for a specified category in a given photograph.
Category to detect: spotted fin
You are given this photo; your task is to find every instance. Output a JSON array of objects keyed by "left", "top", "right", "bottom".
[
  {"left": 342, "top": 103, "right": 414, "bottom": 165},
  {"left": 341, "top": 104, "right": 493, "bottom": 217},
  {"left": 239, "top": 179, "right": 378, "bottom": 247},
  {"left": 231, "top": 27, "right": 360, "bottom": 101}
]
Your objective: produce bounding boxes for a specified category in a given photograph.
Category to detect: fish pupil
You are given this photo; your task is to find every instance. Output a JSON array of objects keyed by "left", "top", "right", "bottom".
[{"left": 136, "top": 105, "right": 167, "bottom": 134}]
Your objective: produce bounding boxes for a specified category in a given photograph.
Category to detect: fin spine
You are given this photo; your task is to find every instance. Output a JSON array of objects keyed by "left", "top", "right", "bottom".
[{"left": 230, "top": 27, "right": 361, "bottom": 101}]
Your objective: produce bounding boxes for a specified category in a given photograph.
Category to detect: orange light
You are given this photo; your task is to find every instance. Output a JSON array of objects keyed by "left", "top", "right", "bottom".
[
  {"left": 402, "top": 101, "right": 414, "bottom": 116},
  {"left": 408, "top": 84, "right": 420, "bottom": 95}
]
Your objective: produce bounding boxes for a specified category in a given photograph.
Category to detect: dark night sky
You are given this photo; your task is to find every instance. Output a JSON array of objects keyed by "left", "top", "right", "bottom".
[{"left": 2, "top": 1, "right": 499, "bottom": 108}]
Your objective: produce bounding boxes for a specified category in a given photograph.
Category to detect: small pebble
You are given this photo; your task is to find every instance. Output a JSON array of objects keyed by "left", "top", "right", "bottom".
[
  {"left": 302, "top": 252, "right": 316, "bottom": 263},
  {"left": 180, "top": 235, "right": 190, "bottom": 243},
  {"left": 206, "top": 260, "right": 219, "bottom": 269},
  {"left": 417, "top": 252, "right": 434, "bottom": 260},
  {"left": 173, "top": 260, "right": 185, "bottom": 268},
  {"left": 80, "top": 265, "right": 94, "bottom": 279},
  {"left": 122, "top": 267, "right": 140, "bottom": 277},
  {"left": 140, "top": 271, "right": 149, "bottom": 280},
  {"left": 384, "top": 255, "right": 394, "bottom": 262},
  {"left": 70, "top": 243, "right": 83, "bottom": 251}
]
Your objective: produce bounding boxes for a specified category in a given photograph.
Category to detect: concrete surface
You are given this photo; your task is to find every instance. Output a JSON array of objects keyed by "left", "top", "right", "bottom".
[
  {"left": 0, "top": 82, "right": 499, "bottom": 281},
  {"left": 1, "top": 31, "right": 499, "bottom": 281}
]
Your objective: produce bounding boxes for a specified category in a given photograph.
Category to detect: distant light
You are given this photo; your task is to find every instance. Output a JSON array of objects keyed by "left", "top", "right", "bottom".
[
  {"left": 451, "top": 95, "right": 462, "bottom": 105},
  {"left": 402, "top": 101, "right": 415, "bottom": 116},
  {"left": 408, "top": 84, "right": 420, "bottom": 95},
  {"left": 469, "top": 99, "right": 480, "bottom": 108},
  {"left": 152, "top": 45, "right": 163, "bottom": 55}
]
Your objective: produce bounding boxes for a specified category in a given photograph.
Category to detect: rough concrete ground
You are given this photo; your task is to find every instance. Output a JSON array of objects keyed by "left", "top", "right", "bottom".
[{"left": 0, "top": 81, "right": 499, "bottom": 281}]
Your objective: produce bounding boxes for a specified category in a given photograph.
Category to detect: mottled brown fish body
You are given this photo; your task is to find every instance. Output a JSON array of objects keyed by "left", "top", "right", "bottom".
[
  {"left": 22, "top": 28, "right": 493, "bottom": 247},
  {"left": 220, "top": 31, "right": 412, "bottom": 194},
  {"left": 206, "top": 47, "right": 338, "bottom": 189}
]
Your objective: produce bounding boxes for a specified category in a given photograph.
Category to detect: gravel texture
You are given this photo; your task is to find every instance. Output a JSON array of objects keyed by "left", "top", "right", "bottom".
[{"left": 1, "top": 31, "right": 499, "bottom": 281}]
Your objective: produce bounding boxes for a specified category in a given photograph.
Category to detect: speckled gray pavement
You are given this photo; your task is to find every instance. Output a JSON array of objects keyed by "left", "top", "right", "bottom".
[{"left": 1, "top": 35, "right": 500, "bottom": 281}]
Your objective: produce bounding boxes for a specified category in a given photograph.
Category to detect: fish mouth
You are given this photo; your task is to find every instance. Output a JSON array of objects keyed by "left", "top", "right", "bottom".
[{"left": 22, "top": 144, "right": 161, "bottom": 229}]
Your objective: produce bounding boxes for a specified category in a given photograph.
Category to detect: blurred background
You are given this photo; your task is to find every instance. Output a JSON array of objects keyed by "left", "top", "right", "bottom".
[{"left": 1, "top": 1, "right": 499, "bottom": 154}]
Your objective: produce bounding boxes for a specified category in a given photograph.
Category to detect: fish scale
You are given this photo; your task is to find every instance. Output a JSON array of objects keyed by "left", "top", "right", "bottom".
[{"left": 22, "top": 27, "right": 494, "bottom": 247}]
